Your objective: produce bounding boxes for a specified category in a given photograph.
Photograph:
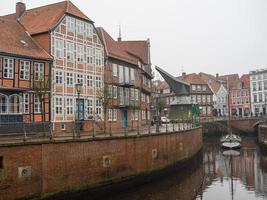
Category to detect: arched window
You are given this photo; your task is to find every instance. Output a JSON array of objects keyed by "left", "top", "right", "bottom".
[
  {"left": 9, "top": 94, "right": 22, "bottom": 114},
  {"left": 0, "top": 94, "right": 8, "bottom": 114}
]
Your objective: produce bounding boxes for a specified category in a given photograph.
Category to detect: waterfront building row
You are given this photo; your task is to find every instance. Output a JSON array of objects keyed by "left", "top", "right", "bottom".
[{"left": 0, "top": 1, "right": 152, "bottom": 134}]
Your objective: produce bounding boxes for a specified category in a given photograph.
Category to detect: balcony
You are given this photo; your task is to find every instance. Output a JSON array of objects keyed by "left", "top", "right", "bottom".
[{"left": 118, "top": 79, "right": 135, "bottom": 87}]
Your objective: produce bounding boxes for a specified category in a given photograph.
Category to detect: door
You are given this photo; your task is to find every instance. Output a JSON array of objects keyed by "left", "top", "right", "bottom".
[
  {"left": 76, "top": 99, "right": 84, "bottom": 120},
  {"left": 238, "top": 108, "right": 242, "bottom": 117},
  {"left": 122, "top": 110, "right": 128, "bottom": 128}
]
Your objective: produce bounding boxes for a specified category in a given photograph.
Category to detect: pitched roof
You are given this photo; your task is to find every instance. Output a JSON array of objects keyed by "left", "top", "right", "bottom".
[
  {"left": 210, "top": 81, "right": 221, "bottom": 93},
  {"left": 219, "top": 74, "right": 239, "bottom": 89},
  {"left": 97, "top": 27, "right": 148, "bottom": 65},
  {"left": 4, "top": 1, "right": 92, "bottom": 35},
  {"left": 178, "top": 73, "right": 207, "bottom": 85},
  {"left": 0, "top": 17, "right": 51, "bottom": 60}
]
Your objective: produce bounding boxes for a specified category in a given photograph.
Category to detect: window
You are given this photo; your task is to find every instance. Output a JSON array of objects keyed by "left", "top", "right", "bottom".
[
  {"left": 55, "top": 39, "right": 63, "bottom": 59},
  {"left": 95, "top": 98, "right": 102, "bottom": 117},
  {"left": 131, "top": 110, "right": 139, "bottom": 121},
  {"left": 55, "top": 97, "right": 63, "bottom": 115},
  {"left": 23, "top": 93, "right": 29, "bottom": 114},
  {"left": 125, "top": 67, "right": 130, "bottom": 84},
  {"left": 77, "top": 74, "right": 83, "bottom": 85},
  {"left": 87, "top": 46, "right": 93, "bottom": 64},
  {"left": 77, "top": 44, "right": 84, "bottom": 63},
  {"left": 113, "top": 64, "right": 118, "bottom": 76},
  {"left": 130, "top": 68, "right": 135, "bottom": 84},
  {"left": 130, "top": 88, "right": 135, "bottom": 101},
  {"left": 207, "top": 95, "right": 211, "bottom": 103},
  {"left": 95, "top": 76, "right": 102, "bottom": 88},
  {"left": 142, "top": 110, "right": 146, "bottom": 120},
  {"left": 34, "top": 63, "right": 44, "bottom": 81},
  {"left": 264, "top": 81, "right": 267, "bottom": 90},
  {"left": 258, "top": 82, "right": 262, "bottom": 91},
  {"left": 66, "top": 98, "right": 73, "bottom": 115},
  {"left": 34, "top": 95, "right": 41, "bottom": 113},
  {"left": 197, "top": 95, "right": 201, "bottom": 103},
  {"left": 0, "top": 94, "right": 7, "bottom": 114},
  {"left": 207, "top": 106, "right": 211, "bottom": 115},
  {"left": 66, "top": 42, "right": 74, "bottom": 61},
  {"left": 202, "top": 85, "right": 207, "bottom": 91},
  {"left": 55, "top": 71, "right": 63, "bottom": 84},
  {"left": 85, "top": 23, "right": 93, "bottom": 37},
  {"left": 66, "top": 16, "right": 75, "bottom": 32},
  {"left": 253, "top": 94, "right": 257, "bottom": 103},
  {"left": 146, "top": 95, "right": 150, "bottom": 103},
  {"left": 61, "top": 124, "right": 66, "bottom": 130},
  {"left": 113, "top": 86, "right": 117, "bottom": 99},
  {"left": 135, "top": 89, "right": 139, "bottom": 101},
  {"left": 108, "top": 109, "right": 117, "bottom": 121},
  {"left": 119, "top": 65, "right": 124, "bottom": 83},
  {"left": 19, "top": 60, "right": 30, "bottom": 80},
  {"left": 108, "top": 85, "right": 113, "bottom": 97},
  {"left": 197, "top": 85, "right": 201, "bottom": 90},
  {"left": 95, "top": 49, "right": 102, "bottom": 66},
  {"left": 3, "top": 58, "right": 14, "bottom": 79},
  {"left": 141, "top": 93, "right": 145, "bottom": 102},
  {"left": 76, "top": 20, "right": 84, "bottom": 35},
  {"left": 163, "top": 88, "right": 170, "bottom": 94},
  {"left": 202, "top": 106, "right": 206, "bottom": 115},
  {"left": 202, "top": 95, "right": 206, "bottom": 103},
  {"left": 87, "top": 75, "right": 93, "bottom": 87},
  {"left": 87, "top": 99, "right": 93, "bottom": 118},
  {"left": 66, "top": 72, "right": 73, "bottom": 85},
  {"left": 252, "top": 82, "right": 256, "bottom": 91},
  {"left": 259, "top": 93, "right": 263, "bottom": 102}
]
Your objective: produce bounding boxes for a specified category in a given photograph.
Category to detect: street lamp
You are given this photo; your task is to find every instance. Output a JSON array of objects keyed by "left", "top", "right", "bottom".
[{"left": 75, "top": 83, "right": 83, "bottom": 138}]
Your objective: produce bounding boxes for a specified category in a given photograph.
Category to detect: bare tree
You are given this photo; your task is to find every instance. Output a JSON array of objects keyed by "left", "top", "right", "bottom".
[{"left": 100, "top": 85, "right": 111, "bottom": 134}]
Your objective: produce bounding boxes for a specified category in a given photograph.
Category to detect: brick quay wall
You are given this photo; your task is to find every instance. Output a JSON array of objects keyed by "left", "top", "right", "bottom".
[{"left": 0, "top": 127, "right": 202, "bottom": 200}]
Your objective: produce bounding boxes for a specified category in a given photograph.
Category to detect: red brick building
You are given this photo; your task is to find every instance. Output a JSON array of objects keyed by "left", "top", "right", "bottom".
[
  {"left": 4, "top": 1, "right": 105, "bottom": 134},
  {"left": 97, "top": 27, "right": 152, "bottom": 131},
  {"left": 0, "top": 17, "right": 52, "bottom": 123}
]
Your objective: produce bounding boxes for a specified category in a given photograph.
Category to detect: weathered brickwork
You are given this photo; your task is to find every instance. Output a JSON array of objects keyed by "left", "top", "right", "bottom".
[{"left": 0, "top": 128, "right": 202, "bottom": 200}]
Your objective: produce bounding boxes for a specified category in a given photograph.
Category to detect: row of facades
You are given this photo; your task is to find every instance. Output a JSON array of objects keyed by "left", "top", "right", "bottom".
[
  {"left": 154, "top": 70, "right": 266, "bottom": 118},
  {"left": 0, "top": 1, "right": 152, "bottom": 134}
]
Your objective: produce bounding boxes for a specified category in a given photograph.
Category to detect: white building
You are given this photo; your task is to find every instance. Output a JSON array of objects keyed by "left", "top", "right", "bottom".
[
  {"left": 212, "top": 83, "right": 228, "bottom": 117},
  {"left": 250, "top": 69, "right": 267, "bottom": 115}
]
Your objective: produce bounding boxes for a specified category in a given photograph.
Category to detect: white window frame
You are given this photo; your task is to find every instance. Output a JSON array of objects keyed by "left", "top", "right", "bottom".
[
  {"left": 19, "top": 60, "right": 30, "bottom": 80},
  {"left": 66, "top": 16, "right": 75, "bottom": 33},
  {"left": 77, "top": 44, "right": 84, "bottom": 63},
  {"left": 23, "top": 93, "right": 29, "bottom": 114},
  {"left": 3, "top": 57, "right": 14, "bottom": 79},
  {"left": 55, "top": 70, "right": 63, "bottom": 84},
  {"left": 95, "top": 98, "right": 102, "bottom": 117},
  {"left": 66, "top": 98, "right": 73, "bottom": 115},
  {"left": 87, "top": 75, "right": 93, "bottom": 87},
  {"left": 87, "top": 99, "right": 93, "bottom": 118},
  {"left": 66, "top": 72, "right": 73, "bottom": 85},
  {"left": 95, "top": 49, "right": 102, "bottom": 66},
  {"left": 55, "top": 38, "right": 64, "bottom": 59},
  {"left": 76, "top": 20, "right": 84, "bottom": 35},
  {"left": 95, "top": 76, "right": 102, "bottom": 88},
  {"left": 113, "top": 63, "right": 118, "bottom": 76},
  {"left": 85, "top": 23, "right": 93, "bottom": 37},
  {"left": 77, "top": 74, "right": 83, "bottom": 85},
  {"left": 55, "top": 97, "right": 63, "bottom": 115},
  {"left": 34, "top": 95, "right": 41, "bottom": 113},
  {"left": 66, "top": 42, "right": 74, "bottom": 61},
  {"left": 34, "top": 63, "right": 44, "bottom": 81},
  {"left": 113, "top": 86, "right": 117, "bottom": 99},
  {"left": 86, "top": 46, "right": 94, "bottom": 64}
]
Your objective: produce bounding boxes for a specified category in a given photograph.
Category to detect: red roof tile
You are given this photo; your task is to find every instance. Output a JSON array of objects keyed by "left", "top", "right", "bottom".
[
  {"left": 178, "top": 73, "right": 207, "bottom": 85},
  {"left": 4, "top": 1, "right": 92, "bottom": 35},
  {"left": 97, "top": 27, "right": 148, "bottom": 65},
  {"left": 0, "top": 17, "right": 51, "bottom": 60}
]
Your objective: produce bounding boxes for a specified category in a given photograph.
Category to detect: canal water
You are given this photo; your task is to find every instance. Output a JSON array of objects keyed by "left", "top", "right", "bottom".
[{"left": 51, "top": 137, "right": 267, "bottom": 200}]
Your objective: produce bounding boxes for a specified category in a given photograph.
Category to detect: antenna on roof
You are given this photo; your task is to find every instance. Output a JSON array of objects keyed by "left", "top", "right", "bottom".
[{"left": 118, "top": 24, "right": 122, "bottom": 42}]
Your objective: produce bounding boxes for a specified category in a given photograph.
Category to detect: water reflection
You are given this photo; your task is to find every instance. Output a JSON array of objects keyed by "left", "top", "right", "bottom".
[
  {"left": 53, "top": 137, "right": 267, "bottom": 200},
  {"left": 197, "top": 137, "right": 267, "bottom": 200}
]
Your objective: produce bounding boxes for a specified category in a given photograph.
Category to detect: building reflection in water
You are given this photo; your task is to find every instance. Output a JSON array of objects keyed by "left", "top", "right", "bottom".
[{"left": 198, "top": 138, "right": 267, "bottom": 200}]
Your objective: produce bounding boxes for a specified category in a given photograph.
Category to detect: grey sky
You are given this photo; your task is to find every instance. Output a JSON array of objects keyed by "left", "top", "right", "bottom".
[{"left": 1, "top": 0, "right": 267, "bottom": 78}]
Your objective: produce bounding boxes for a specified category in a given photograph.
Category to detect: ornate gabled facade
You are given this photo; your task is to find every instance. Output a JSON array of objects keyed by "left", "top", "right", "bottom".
[
  {"left": 4, "top": 1, "right": 105, "bottom": 134},
  {"left": 0, "top": 16, "right": 52, "bottom": 124},
  {"left": 97, "top": 27, "right": 152, "bottom": 131}
]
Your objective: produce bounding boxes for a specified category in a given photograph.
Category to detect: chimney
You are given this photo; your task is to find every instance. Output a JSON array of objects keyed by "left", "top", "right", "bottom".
[
  {"left": 182, "top": 72, "right": 186, "bottom": 77},
  {"left": 16, "top": 2, "right": 26, "bottom": 19},
  {"left": 117, "top": 24, "right": 122, "bottom": 42},
  {"left": 216, "top": 73, "right": 219, "bottom": 78}
]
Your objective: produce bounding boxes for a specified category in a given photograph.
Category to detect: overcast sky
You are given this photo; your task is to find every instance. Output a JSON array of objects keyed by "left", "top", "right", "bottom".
[{"left": 1, "top": 0, "right": 267, "bottom": 78}]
